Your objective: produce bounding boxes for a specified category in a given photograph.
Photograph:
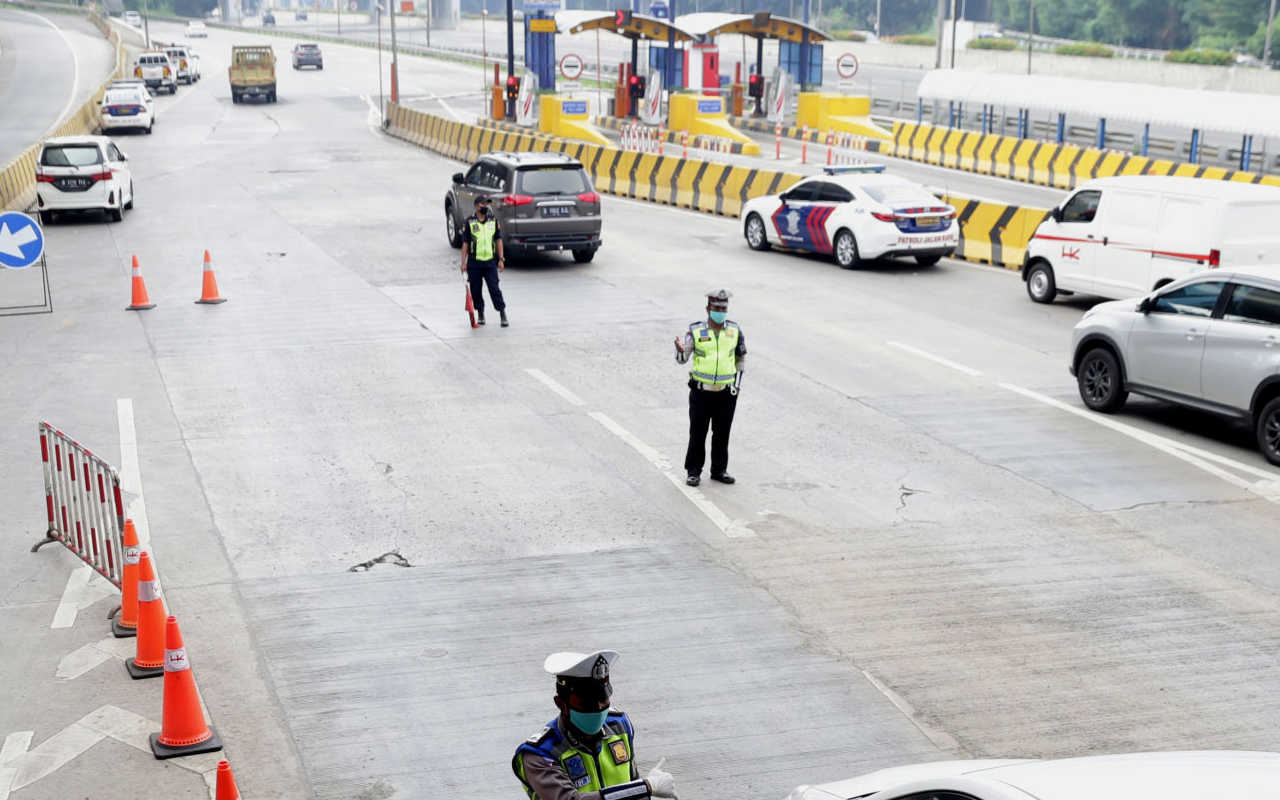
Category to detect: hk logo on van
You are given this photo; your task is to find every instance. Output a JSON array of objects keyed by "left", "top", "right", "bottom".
[{"left": 1061, "top": 246, "right": 1080, "bottom": 261}]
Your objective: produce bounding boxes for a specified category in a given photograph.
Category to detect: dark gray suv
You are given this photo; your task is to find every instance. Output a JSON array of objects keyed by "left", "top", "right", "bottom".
[{"left": 445, "top": 152, "right": 602, "bottom": 263}]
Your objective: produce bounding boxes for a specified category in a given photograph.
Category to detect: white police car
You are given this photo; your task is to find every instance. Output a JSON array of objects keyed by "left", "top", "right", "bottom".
[{"left": 740, "top": 166, "right": 959, "bottom": 269}]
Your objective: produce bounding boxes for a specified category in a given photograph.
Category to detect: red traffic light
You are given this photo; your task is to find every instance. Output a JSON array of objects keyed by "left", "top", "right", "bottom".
[
  {"left": 614, "top": 8, "right": 632, "bottom": 27},
  {"left": 506, "top": 76, "right": 518, "bottom": 86},
  {"left": 628, "top": 75, "right": 639, "bottom": 85}
]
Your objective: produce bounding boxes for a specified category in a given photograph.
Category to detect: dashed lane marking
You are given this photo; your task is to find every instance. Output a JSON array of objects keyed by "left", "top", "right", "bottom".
[
  {"left": 525, "top": 368, "right": 585, "bottom": 406},
  {"left": 887, "top": 340, "right": 984, "bottom": 377}
]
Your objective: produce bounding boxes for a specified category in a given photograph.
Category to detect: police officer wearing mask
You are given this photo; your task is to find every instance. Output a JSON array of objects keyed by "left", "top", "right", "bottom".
[
  {"left": 513, "top": 650, "right": 678, "bottom": 800},
  {"left": 460, "top": 193, "right": 509, "bottom": 327},
  {"left": 674, "top": 289, "right": 745, "bottom": 487}
]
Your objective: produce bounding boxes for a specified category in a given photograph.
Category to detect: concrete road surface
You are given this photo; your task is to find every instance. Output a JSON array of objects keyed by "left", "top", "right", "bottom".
[
  {"left": 4, "top": 20, "right": 1280, "bottom": 800},
  {"left": 0, "top": 7, "right": 117, "bottom": 166}
]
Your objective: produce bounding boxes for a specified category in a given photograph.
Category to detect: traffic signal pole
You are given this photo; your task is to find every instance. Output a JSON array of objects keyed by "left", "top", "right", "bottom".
[{"left": 506, "top": 0, "right": 515, "bottom": 119}]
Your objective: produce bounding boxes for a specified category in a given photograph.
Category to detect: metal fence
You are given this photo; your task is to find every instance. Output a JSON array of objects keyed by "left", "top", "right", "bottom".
[{"left": 35, "top": 422, "right": 127, "bottom": 588}]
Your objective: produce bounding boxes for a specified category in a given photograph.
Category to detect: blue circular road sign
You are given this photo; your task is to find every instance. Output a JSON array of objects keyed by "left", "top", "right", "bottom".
[{"left": 0, "top": 211, "right": 45, "bottom": 270}]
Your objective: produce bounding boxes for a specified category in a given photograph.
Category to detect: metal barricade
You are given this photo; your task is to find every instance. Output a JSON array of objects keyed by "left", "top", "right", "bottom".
[{"left": 34, "top": 422, "right": 127, "bottom": 588}]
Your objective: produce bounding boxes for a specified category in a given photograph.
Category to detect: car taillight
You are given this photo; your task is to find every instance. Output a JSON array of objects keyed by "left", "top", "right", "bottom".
[
  {"left": 134, "top": 66, "right": 142, "bottom": 77},
  {"left": 1208, "top": 248, "right": 1221, "bottom": 267},
  {"left": 503, "top": 194, "right": 534, "bottom": 206},
  {"left": 577, "top": 191, "right": 600, "bottom": 204},
  {"left": 871, "top": 212, "right": 897, "bottom": 223},
  {"left": 36, "top": 172, "right": 55, "bottom": 183},
  {"left": 90, "top": 170, "right": 113, "bottom": 181}
]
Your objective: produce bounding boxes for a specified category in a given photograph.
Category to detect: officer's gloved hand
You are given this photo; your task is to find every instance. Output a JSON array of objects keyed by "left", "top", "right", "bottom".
[{"left": 646, "top": 758, "right": 678, "bottom": 799}]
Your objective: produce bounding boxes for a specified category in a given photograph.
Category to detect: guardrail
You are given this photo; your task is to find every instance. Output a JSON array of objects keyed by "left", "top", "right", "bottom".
[
  {"left": 35, "top": 422, "right": 128, "bottom": 588},
  {"left": 0, "top": 6, "right": 128, "bottom": 211}
]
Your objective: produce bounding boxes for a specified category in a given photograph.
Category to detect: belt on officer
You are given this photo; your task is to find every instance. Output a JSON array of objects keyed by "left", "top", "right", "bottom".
[{"left": 690, "top": 381, "right": 729, "bottom": 392}]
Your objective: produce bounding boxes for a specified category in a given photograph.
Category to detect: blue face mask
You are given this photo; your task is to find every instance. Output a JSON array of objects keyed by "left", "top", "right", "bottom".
[
  {"left": 569, "top": 708, "right": 609, "bottom": 735},
  {"left": 709, "top": 310, "right": 727, "bottom": 324}
]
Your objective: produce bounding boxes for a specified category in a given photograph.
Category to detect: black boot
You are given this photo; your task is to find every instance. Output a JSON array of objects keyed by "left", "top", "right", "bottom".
[
  {"left": 500, "top": 310, "right": 509, "bottom": 328},
  {"left": 477, "top": 310, "right": 486, "bottom": 325}
]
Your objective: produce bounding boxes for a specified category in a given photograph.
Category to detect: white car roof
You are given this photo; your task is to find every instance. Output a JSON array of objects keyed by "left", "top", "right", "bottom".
[
  {"left": 1080, "top": 175, "right": 1280, "bottom": 202},
  {"left": 798, "top": 173, "right": 915, "bottom": 191},
  {"left": 43, "top": 135, "right": 110, "bottom": 147}
]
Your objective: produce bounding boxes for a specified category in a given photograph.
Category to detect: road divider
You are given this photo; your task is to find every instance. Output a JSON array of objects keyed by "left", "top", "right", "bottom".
[{"left": 386, "top": 103, "right": 1048, "bottom": 269}]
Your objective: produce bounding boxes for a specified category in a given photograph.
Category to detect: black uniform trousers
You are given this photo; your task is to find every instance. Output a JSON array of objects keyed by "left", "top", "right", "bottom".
[
  {"left": 467, "top": 260, "right": 506, "bottom": 313},
  {"left": 684, "top": 380, "right": 738, "bottom": 477}
]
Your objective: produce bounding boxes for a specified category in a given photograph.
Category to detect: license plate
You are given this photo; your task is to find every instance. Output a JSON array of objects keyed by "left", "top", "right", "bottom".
[
  {"left": 540, "top": 205, "right": 572, "bottom": 218},
  {"left": 916, "top": 216, "right": 940, "bottom": 227},
  {"left": 56, "top": 179, "right": 90, "bottom": 190}
]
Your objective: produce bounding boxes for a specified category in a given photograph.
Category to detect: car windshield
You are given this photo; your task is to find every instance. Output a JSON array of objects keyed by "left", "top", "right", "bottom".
[
  {"left": 517, "top": 166, "right": 588, "bottom": 195},
  {"left": 104, "top": 90, "right": 142, "bottom": 104},
  {"left": 41, "top": 145, "right": 102, "bottom": 167},
  {"left": 299, "top": 44, "right": 319, "bottom": 50}
]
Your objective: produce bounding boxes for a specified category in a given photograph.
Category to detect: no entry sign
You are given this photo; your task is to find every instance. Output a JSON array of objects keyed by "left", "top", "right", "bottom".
[
  {"left": 836, "top": 52, "right": 859, "bottom": 80},
  {"left": 559, "top": 53, "right": 585, "bottom": 81}
]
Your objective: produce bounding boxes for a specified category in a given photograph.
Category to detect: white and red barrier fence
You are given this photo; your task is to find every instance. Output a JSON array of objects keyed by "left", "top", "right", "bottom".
[
  {"left": 826, "top": 129, "right": 873, "bottom": 167},
  {"left": 35, "top": 421, "right": 127, "bottom": 588},
  {"left": 619, "top": 122, "right": 662, "bottom": 154}
]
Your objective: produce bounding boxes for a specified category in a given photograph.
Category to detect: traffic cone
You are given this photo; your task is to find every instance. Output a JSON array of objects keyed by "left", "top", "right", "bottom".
[
  {"left": 126, "top": 255, "right": 155, "bottom": 310},
  {"left": 125, "top": 552, "right": 164, "bottom": 679},
  {"left": 111, "top": 520, "right": 141, "bottom": 638},
  {"left": 465, "top": 284, "right": 478, "bottom": 328},
  {"left": 150, "top": 615, "right": 223, "bottom": 759},
  {"left": 215, "top": 761, "right": 240, "bottom": 800},
  {"left": 195, "top": 250, "right": 226, "bottom": 304}
]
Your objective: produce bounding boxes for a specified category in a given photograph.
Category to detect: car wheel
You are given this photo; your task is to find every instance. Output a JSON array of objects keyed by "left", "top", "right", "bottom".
[
  {"left": 124, "top": 183, "right": 134, "bottom": 210},
  {"left": 109, "top": 205, "right": 123, "bottom": 222},
  {"left": 445, "top": 203, "right": 462, "bottom": 248},
  {"left": 744, "top": 213, "right": 770, "bottom": 251},
  {"left": 572, "top": 249, "right": 595, "bottom": 263},
  {"left": 39, "top": 210, "right": 54, "bottom": 225},
  {"left": 1257, "top": 397, "right": 1280, "bottom": 466},
  {"left": 232, "top": 93, "right": 239, "bottom": 103},
  {"left": 915, "top": 254, "right": 942, "bottom": 267},
  {"left": 833, "top": 229, "right": 859, "bottom": 269},
  {"left": 1077, "top": 347, "right": 1128, "bottom": 413},
  {"left": 146, "top": 122, "right": 153, "bottom": 134},
  {"left": 1026, "top": 260, "right": 1057, "bottom": 303}
]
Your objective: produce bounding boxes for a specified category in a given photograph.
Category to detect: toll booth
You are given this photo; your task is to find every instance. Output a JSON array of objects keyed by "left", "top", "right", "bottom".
[
  {"left": 525, "top": 0, "right": 560, "bottom": 90},
  {"left": 685, "top": 43, "right": 719, "bottom": 95},
  {"left": 558, "top": 10, "right": 693, "bottom": 110},
  {"left": 677, "top": 12, "right": 831, "bottom": 105}
]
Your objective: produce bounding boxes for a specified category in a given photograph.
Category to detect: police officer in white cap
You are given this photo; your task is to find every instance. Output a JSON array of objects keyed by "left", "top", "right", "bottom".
[
  {"left": 513, "top": 650, "right": 678, "bottom": 800},
  {"left": 674, "top": 289, "right": 746, "bottom": 486}
]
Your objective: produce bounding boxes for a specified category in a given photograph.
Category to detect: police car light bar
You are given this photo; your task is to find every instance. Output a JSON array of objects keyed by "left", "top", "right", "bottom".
[{"left": 822, "top": 165, "right": 886, "bottom": 175}]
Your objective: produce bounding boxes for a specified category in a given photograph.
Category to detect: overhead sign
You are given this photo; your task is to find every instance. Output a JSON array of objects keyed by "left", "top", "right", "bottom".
[
  {"left": 0, "top": 212, "right": 44, "bottom": 270},
  {"left": 529, "top": 18, "right": 556, "bottom": 32},
  {"left": 399, "top": 1, "right": 414, "bottom": 11},
  {"left": 524, "top": 0, "right": 560, "bottom": 9},
  {"left": 836, "top": 52, "right": 859, "bottom": 79},
  {"left": 559, "top": 53, "right": 584, "bottom": 81},
  {"left": 638, "top": 69, "right": 664, "bottom": 124}
]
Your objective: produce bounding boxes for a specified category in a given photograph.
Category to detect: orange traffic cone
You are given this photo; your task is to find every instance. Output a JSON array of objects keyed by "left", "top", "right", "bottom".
[
  {"left": 127, "top": 255, "right": 155, "bottom": 310},
  {"left": 125, "top": 552, "right": 164, "bottom": 679},
  {"left": 215, "top": 760, "right": 240, "bottom": 800},
  {"left": 195, "top": 250, "right": 226, "bottom": 305},
  {"left": 111, "top": 520, "right": 141, "bottom": 638},
  {"left": 150, "top": 615, "right": 223, "bottom": 759}
]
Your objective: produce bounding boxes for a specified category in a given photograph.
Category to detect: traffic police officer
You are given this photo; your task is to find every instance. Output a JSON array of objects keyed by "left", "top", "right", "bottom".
[
  {"left": 674, "top": 289, "right": 745, "bottom": 487},
  {"left": 513, "top": 650, "right": 678, "bottom": 800},
  {"left": 460, "top": 193, "right": 509, "bottom": 327}
]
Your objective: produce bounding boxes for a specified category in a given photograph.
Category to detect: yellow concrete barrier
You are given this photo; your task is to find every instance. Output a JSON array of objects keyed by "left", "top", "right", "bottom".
[
  {"left": 538, "top": 95, "right": 610, "bottom": 147},
  {"left": 796, "top": 93, "right": 892, "bottom": 141},
  {"left": 668, "top": 94, "right": 759, "bottom": 156}
]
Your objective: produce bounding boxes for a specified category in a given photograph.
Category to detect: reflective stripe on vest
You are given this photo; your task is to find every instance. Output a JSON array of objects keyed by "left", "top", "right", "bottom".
[
  {"left": 469, "top": 219, "right": 497, "bottom": 261},
  {"left": 689, "top": 323, "right": 739, "bottom": 385},
  {"left": 513, "top": 716, "right": 634, "bottom": 799}
]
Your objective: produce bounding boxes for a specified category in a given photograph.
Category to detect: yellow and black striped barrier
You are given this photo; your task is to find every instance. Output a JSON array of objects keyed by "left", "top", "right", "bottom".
[
  {"left": 887, "top": 120, "right": 1280, "bottom": 191},
  {"left": 385, "top": 104, "right": 1048, "bottom": 270}
]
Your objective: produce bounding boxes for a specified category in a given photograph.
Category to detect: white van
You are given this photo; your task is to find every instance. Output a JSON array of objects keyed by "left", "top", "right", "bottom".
[{"left": 1022, "top": 176, "right": 1280, "bottom": 303}]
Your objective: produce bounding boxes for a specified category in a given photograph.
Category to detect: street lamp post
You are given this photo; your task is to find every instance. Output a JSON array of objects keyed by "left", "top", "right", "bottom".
[
  {"left": 1266, "top": 0, "right": 1278, "bottom": 66},
  {"left": 377, "top": 1, "right": 384, "bottom": 120},
  {"left": 481, "top": 5, "right": 487, "bottom": 81},
  {"left": 390, "top": 0, "right": 399, "bottom": 102},
  {"left": 505, "top": 0, "right": 514, "bottom": 119}
]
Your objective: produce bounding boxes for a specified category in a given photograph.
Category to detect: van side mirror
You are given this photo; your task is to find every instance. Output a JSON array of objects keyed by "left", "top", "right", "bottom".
[
  {"left": 1051, "top": 206, "right": 1063, "bottom": 223},
  {"left": 452, "top": 172, "right": 464, "bottom": 185}
]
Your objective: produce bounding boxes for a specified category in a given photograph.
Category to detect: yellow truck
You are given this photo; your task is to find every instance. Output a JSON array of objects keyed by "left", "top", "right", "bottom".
[{"left": 229, "top": 45, "right": 276, "bottom": 103}]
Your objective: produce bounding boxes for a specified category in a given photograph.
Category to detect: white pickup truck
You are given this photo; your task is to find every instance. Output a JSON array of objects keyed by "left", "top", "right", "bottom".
[{"left": 133, "top": 51, "right": 177, "bottom": 95}]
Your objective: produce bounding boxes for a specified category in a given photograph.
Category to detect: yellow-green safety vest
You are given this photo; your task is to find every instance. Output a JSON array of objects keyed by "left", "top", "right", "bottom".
[
  {"left": 469, "top": 218, "right": 497, "bottom": 261},
  {"left": 689, "top": 322, "right": 740, "bottom": 386},
  {"left": 513, "top": 713, "right": 636, "bottom": 798}
]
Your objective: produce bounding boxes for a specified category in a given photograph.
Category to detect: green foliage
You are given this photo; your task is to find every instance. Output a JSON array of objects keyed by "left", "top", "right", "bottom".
[
  {"left": 968, "top": 37, "right": 1018, "bottom": 50},
  {"left": 888, "top": 34, "right": 936, "bottom": 46},
  {"left": 1053, "top": 42, "right": 1115, "bottom": 57},
  {"left": 1164, "top": 47, "right": 1236, "bottom": 64},
  {"left": 828, "top": 30, "right": 869, "bottom": 42}
]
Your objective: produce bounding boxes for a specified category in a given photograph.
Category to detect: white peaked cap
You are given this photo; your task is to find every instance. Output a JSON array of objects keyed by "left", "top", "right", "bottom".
[{"left": 543, "top": 650, "right": 621, "bottom": 679}]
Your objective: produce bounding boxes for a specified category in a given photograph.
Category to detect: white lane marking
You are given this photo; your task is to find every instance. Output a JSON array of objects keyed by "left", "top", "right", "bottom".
[
  {"left": 55, "top": 636, "right": 137, "bottom": 680},
  {"left": 860, "top": 668, "right": 963, "bottom": 754},
  {"left": 50, "top": 566, "right": 116, "bottom": 629},
  {"left": 1000, "top": 382, "right": 1280, "bottom": 503},
  {"left": 13, "top": 10, "right": 80, "bottom": 134},
  {"left": 0, "top": 731, "right": 31, "bottom": 800},
  {"left": 887, "top": 340, "right": 984, "bottom": 377},
  {"left": 588, "top": 411, "right": 755, "bottom": 538},
  {"left": 435, "top": 93, "right": 465, "bottom": 122},
  {"left": 525, "top": 368, "right": 586, "bottom": 406},
  {"left": 116, "top": 399, "right": 152, "bottom": 548}
]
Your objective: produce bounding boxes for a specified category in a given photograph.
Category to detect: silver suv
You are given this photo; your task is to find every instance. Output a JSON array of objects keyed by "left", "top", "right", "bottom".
[
  {"left": 1071, "top": 268, "right": 1280, "bottom": 464},
  {"left": 444, "top": 152, "right": 602, "bottom": 263}
]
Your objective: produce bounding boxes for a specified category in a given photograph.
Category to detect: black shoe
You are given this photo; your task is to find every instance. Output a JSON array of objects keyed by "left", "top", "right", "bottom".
[
  {"left": 710, "top": 473, "right": 735, "bottom": 484},
  {"left": 686, "top": 474, "right": 700, "bottom": 486},
  {"left": 478, "top": 312, "right": 486, "bottom": 326},
  {"left": 500, "top": 311, "right": 509, "bottom": 328}
]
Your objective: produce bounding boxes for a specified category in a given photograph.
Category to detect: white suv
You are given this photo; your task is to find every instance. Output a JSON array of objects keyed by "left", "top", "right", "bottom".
[
  {"left": 35, "top": 136, "right": 135, "bottom": 224},
  {"left": 1071, "top": 268, "right": 1280, "bottom": 464}
]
